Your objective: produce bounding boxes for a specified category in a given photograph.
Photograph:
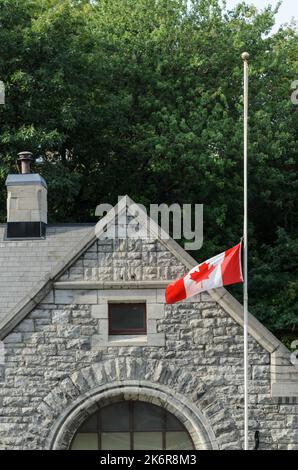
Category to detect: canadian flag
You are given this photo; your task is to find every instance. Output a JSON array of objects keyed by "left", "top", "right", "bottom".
[{"left": 165, "top": 242, "right": 243, "bottom": 304}]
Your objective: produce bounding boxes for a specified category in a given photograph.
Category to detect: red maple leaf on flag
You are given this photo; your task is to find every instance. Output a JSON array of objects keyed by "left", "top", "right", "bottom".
[{"left": 189, "top": 262, "right": 216, "bottom": 283}]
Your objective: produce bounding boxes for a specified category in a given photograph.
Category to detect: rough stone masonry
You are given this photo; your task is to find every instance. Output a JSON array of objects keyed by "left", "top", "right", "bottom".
[{"left": 0, "top": 223, "right": 298, "bottom": 450}]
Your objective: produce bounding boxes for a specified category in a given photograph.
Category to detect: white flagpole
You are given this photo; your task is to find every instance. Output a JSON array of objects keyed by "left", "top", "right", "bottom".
[{"left": 242, "top": 51, "right": 249, "bottom": 450}]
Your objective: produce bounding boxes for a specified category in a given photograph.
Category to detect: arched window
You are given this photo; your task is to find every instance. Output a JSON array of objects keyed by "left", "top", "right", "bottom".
[{"left": 71, "top": 401, "right": 194, "bottom": 450}]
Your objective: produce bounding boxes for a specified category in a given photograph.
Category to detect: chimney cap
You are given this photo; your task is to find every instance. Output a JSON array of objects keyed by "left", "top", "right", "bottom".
[
  {"left": 17, "top": 150, "right": 34, "bottom": 160},
  {"left": 6, "top": 173, "right": 47, "bottom": 189}
]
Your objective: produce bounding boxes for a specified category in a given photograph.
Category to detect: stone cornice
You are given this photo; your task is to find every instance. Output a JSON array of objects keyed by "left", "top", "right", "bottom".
[{"left": 54, "top": 280, "right": 171, "bottom": 290}]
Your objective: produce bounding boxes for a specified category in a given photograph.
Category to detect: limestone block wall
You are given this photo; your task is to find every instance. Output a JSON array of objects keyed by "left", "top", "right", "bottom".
[
  {"left": 0, "top": 285, "right": 297, "bottom": 450},
  {"left": 60, "top": 238, "right": 187, "bottom": 282},
  {"left": 0, "top": 233, "right": 297, "bottom": 450}
]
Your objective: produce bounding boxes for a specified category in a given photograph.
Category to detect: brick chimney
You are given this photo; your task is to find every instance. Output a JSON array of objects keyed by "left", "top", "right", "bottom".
[{"left": 5, "top": 152, "right": 47, "bottom": 238}]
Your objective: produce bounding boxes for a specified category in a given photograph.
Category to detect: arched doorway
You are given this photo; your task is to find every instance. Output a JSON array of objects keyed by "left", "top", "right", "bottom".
[{"left": 70, "top": 401, "right": 194, "bottom": 450}]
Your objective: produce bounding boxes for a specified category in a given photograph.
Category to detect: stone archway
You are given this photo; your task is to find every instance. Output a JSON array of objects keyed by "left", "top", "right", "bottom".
[
  {"left": 36, "top": 358, "right": 241, "bottom": 449},
  {"left": 47, "top": 381, "right": 216, "bottom": 449}
]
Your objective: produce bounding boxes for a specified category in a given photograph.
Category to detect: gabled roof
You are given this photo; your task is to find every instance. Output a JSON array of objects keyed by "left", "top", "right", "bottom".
[
  {"left": 0, "top": 195, "right": 283, "bottom": 354},
  {"left": 1, "top": 195, "right": 297, "bottom": 398}
]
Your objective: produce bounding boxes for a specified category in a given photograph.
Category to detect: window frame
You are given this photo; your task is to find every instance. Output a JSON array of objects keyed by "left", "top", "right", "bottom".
[
  {"left": 70, "top": 401, "right": 195, "bottom": 450},
  {"left": 108, "top": 302, "right": 147, "bottom": 335}
]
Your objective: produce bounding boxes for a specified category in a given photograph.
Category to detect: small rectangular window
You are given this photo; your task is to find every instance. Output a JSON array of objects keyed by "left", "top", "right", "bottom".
[{"left": 108, "top": 303, "right": 146, "bottom": 335}]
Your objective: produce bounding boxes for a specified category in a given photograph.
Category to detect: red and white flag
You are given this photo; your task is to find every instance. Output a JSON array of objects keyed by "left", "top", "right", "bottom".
[{"left": 165, "top": 242, "right": 243, "bottom": 304}]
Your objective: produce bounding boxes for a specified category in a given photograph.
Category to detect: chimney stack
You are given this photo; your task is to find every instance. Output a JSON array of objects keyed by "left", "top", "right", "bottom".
[{"left": 5, "top": 152, "right": 47, "bottom": 239}]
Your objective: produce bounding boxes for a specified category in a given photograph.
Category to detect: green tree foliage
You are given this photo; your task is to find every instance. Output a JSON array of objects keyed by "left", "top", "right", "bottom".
[{"left": 0, "top": 0, "right": 297, "bottom": 336}]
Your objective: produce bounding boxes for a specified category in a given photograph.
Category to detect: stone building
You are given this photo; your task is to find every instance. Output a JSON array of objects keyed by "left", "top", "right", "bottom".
[{"left": 0, "top": 162, "right": 297, "bottom": 450}]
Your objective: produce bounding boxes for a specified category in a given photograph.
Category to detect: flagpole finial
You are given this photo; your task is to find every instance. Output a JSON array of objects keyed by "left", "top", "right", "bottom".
[{"left": 241, "top": 52, "right": 249, "bottom": 62}]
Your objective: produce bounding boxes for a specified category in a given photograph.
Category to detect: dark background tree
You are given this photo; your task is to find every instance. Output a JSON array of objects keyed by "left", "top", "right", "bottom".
[{"left": 0, "top": 0, "right": 297, "bottom": 340}]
